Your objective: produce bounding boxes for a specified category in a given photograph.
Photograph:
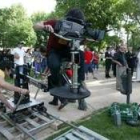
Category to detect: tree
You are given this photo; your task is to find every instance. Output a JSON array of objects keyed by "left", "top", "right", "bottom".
[
  {"left": 0, "top": 4, "right": 36, "bottom": 48},
  {"left": 50, "top": 0, "right": 126, "bottom": 50},
  {"left": 31, "top": 12, "right": 49, "bottom": 47}
]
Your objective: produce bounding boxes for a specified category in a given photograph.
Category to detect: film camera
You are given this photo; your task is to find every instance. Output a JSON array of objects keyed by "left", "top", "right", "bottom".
[
  {"left": 0, "top": 53, "right": 14, "bottom": 78},
  {"left": 54, "top": 17, "right": 105, "bottom": 41},
  {"left": 0, "top": 52, "right": 14, "bottom": 67},
  {"left": 50, "top": 18, "right": 105, "bottom": 100}
]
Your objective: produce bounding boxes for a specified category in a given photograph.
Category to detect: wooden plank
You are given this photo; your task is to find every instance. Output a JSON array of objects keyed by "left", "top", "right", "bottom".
[
  {"left": 28, "top": 120, "right": 54, "bottom": 134},
  {"left": 54, "top": 126, "right": 109, "bottom": 140},
  {"left": 57, "top": 137, "right": 66, "bottom": 140},
  {"left": 0, "top": 126, "right": 14, "bottom": 140},
  {"left": 65, "top": 133, "right": 80, "bottom": 140},
  {"left": 72, "top": 131, "right": 92, "bottom": 140},
  {"left": 25, "top": 118, "right": 40, "bottom": 128},
  {"left": 34, "top": 113, "right": 52, "bottom": 122},
  {"left": 0, "top": 114, "right": 37, "bottom": 140},
  {"left": 79, "top": 126, "right": 109, "bottom": 140},
  {"left": 0, "top": 111, "right": 55, "bottom": 140}
]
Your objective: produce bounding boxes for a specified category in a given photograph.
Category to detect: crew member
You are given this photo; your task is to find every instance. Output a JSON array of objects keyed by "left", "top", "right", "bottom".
[
  {"left": 34, "top": 8, "right": 88, "bottom": 110},
  {"left": 0, "top": 61, "right": 29, "bottom": 111}
]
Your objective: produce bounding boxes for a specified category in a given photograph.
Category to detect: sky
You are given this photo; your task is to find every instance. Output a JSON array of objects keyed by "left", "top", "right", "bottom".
[{"left": 0, "top": 0, "right": 56, "bottom": 15}]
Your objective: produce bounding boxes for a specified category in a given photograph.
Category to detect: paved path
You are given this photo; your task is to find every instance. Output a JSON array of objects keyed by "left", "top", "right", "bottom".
[{"left": 29, "top": 71, "right": 140, "bottom": 122}]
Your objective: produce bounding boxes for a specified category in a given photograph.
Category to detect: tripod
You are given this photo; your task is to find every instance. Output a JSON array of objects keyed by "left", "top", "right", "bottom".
[{"left": 50, "top": 33, "right": 90, "bottom": 100}]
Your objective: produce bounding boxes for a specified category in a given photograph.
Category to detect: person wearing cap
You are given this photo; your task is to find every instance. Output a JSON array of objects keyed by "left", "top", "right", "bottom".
[
  {"left": 34, "top": 8, "right": 87, "bottom": 110},
  {"left": 0, "top": 61, "right": 29, "bottom": 111}
]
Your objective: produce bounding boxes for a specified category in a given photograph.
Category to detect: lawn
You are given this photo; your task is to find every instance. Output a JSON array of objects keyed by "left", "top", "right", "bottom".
[{"left": 47, "top": 108, "right": 140, "bottom": 140}]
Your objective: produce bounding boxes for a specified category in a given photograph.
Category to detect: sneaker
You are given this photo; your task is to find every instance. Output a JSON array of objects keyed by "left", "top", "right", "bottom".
[
  {"left": 49, "top": 101, "right": 58, "bottom": 106},
  {"left": 58, "top": 101, "right": 68, "bottom": 110}
]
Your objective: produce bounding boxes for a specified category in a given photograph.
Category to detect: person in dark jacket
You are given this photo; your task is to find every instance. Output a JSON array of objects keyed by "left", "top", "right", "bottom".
[
  {"left": 113, "top": 45, "right": 128, "bottom": 90},
  {"left": 105, "top": 47, "right": 112, "bottom": 78},
  {"left": 34, "top": 8, "right": 88, "bottom": 110},
  {"left": 125, "top": 47, "right": 136, "bottom": 76}
]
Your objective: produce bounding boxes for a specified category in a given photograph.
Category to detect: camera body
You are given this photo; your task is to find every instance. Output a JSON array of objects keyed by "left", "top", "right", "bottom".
[
  {"left": 54, "top": 18, "right": 105, "bottom": 41},
  {"left": 0, "top": 53, "right": 14, "bottom": 68},
  {"left": 55, "top": 19, "right": 84, "bottom": 39},
  {"left": 0, "top": 53, "right": 14, "bottom": 78}
]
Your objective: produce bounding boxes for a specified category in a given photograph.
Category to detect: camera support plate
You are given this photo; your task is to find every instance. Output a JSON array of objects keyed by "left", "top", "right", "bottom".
[{"left": 50, "top": 85, "right": 90, "bottom": 100}]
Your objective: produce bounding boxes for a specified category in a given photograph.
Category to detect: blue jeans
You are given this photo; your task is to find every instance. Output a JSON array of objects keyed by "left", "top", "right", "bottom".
[{"left": 84, "top": 63, "right": 93, "bottom": 74}]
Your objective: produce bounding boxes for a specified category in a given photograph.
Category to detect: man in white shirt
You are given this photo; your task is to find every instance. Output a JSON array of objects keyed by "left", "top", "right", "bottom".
[
  {"left": 12, "top": 42, "right": 25, "bottom": 66},
  {"left": 11, "top": 42, "right": 26, "bottom": 88}
]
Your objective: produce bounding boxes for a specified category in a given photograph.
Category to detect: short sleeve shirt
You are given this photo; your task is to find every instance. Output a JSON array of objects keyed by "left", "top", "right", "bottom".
[{"left": 11, "top": 47, "right": 25, "bottom": 65}]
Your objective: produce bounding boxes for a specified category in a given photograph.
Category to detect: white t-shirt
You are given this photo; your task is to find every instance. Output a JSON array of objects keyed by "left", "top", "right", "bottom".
[
  {"left": 111, "top": 49, "right": 116, "bottom": 57},
  {"left": 79, "top": 45, "right": 85, "bottom": 51},
  {"left": 12, "top": 47, "right": 25, "bottom": 65}
]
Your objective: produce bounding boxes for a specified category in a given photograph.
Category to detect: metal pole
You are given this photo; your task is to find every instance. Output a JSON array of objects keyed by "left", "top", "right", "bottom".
[
  {"left": 127, "top": 94, "right": 130, "bottom": 104},
  {"left": 13, "top": 94, "right": 25, "bottom": 113},
  {"left": 126, "top": 68, "right": 132, "bottom": 104},
  {"left": 34, "top": 88, "right": 40, "bottom": 99},
  {"left": 70, "top": 40, "right": 79, "bottom": 93}
]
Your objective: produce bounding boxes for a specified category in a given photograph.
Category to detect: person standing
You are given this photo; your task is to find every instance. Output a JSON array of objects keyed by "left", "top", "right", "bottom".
[
  {"left": 110, "top": 47, "right": 116, "bottom": 77},
  {"left": 0, "top": 61, "right": 29, "bottom": 111},
  {"left": 32, "top": 48, "right": 42, "bottom": 77},
  {"left": 11, "top": 41, "right": 25, "bottom": 85},
  {"left": 34, "top": 8, "right": 88, "bottom": 110},
  {"left": 84, "top": 47, "right": 94, "bottom": 79},
  {"left": 113, "top": 46, "right": 128, "bottom": 90},
  {"left": 135, "top": 47, "right": 140, "bottom": 81},
  {"left": 125, "top": 47, "right": 136, "bottom": 76},
  {"left": 12, "top": 42, "right": 25, "bottom": 67},
  {"left": 93, "top": 51, "right": 99, "bottom": 71},
  {"left": 105, "top": 47, "right": 112, "bottom": 78},
  {"left": 24, "top": 49, "right": 32, "bottom": 75}
]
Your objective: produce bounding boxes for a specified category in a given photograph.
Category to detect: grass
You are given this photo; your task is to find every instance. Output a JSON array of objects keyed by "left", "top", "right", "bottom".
[{"left": 46, "top": 108, "right": 140, "bottom": 140}]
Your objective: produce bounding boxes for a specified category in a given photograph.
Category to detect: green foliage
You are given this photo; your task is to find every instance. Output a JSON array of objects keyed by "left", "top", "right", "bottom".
[
  {"left": 81, "top": 109, "right": 140, "bottom": 140},
  {"left": 53, "top": 0, "right": 140, "bottom": 50},
  {"left": 0, "top": 4, "right": 36, "bottom": 48},
  {"left": 31, "top": 12, "right": 49, "bottom": 23},
  {"left": 1, "top": 0, "right": 140, "bottom": 50},
  {"left": 55, "top": 0, "right": 123, "bottom": 29},
  {"left": 52, "top": 0, "right": 126, "bottom": 50},
  {"left": 128, "top": 31, "right": 140, "bottom": 49},
  {"left": 31, "top": 12, "right": 50, "bottom": 47}
]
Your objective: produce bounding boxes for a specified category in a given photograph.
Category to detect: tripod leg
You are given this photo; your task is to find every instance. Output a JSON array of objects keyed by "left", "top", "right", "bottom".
[{"left": 78, "top": 99, "right": 87, "bottom": 111}]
